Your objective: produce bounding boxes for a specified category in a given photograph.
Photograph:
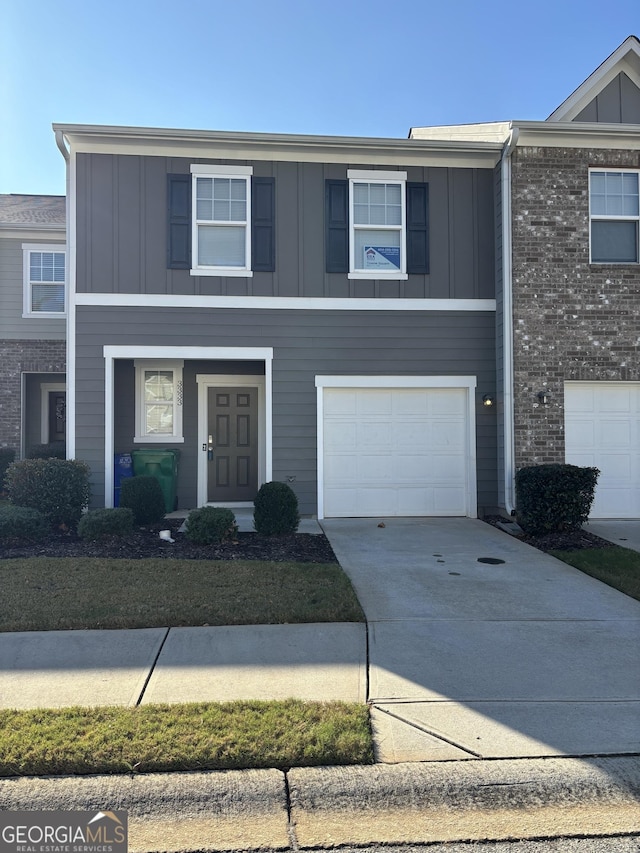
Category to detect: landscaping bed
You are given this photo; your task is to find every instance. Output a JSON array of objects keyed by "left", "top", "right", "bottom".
[{"left": 0, "top": 521, "right": 338, "bottom": 563}]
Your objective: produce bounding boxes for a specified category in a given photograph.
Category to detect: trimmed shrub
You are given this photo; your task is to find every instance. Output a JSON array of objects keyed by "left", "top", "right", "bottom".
[
  {"left": 185, "top": 507, "right": 238, "bottom": 545},
  {"left": 28, "top": 441, "right": 66, "bottom": 460},
  {"left": 0, "top": 448, "right": 15, "bottom": 491},
  {"left": 5, "top": 458, "right": 91, "bottom": 529},
  {"left": 516, "top": 463, "right": 600, "bottom": 535},
  {"left": 253, "top": 481, "right": 300, "bottom": 536},
  {"left": 78, "top": 507, "right": 135, "bottom": 541},
  {"left": 119, "top": 475, "right": 166, "bottom": 525},
  {"left": 0, "top": 505, "right": 48, "bottom": 542}
]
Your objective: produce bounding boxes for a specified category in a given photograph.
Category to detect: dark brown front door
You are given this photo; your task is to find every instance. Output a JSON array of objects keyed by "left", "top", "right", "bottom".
[
  {"left": 48, "top": 392, "right": 66, "bottom": 443},
  {"left": 207, "top": 387, "right": 258, "bottom": 502}
]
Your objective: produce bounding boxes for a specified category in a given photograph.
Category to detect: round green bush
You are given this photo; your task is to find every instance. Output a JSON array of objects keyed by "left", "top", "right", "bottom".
[
  {"left": 0, "top": 505, "right": 48, "bottom": 542},
  {"left": 78, "top": 507, "right": 135, "bottom": 541},
  {"left": 185, "top": 507, "right": 238, "bottom": 545},
  {"left": 253, "top": 481, "right": 300, "bottom": 536},
  {"left": 5, "top": 458, "right": 91, "bottom": 529},
  {"left": 119, "top": 475, "right": 166, "bottom": 525}
]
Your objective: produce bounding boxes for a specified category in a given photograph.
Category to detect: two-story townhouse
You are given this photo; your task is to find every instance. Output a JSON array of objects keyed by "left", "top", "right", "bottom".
[
  {"left": 412, "top": 34, "right": 640, "bottom": 519},
  {"left": 0, "top": 195, "right": 67, "bottom": 459},
  {"left": 53, "top": 125, "right": 502, "bottom": 517}
]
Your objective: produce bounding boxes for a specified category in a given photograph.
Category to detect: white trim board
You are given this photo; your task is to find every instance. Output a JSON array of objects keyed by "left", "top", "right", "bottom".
[
  {"left": 102, "top": 345, "right": 273, "bottom": 508},
  {"left": 76, "top": 293, "right": 496, "bottom": 312},
  {"left": 315, "top": 375, "right": 478, "bottom": 520}
]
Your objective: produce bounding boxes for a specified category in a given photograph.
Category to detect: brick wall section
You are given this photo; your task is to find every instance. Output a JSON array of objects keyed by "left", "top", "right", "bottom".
[
  {"left": 511, "top": 146, "right": 640, "bottom": 469},
  {"left": 0, "top": 340, "right": 66, "bottom": 453}
]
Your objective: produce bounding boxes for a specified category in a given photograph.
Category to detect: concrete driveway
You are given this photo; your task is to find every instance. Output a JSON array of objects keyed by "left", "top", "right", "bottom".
[{"left": 320, "top": 517, "right": 640, "bottom": 763}]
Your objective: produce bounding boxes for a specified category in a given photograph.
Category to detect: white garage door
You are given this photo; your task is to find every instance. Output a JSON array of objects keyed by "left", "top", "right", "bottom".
[
  {"left": 565, "top": 382, "right": 640, "bottom": 518},
  {"left": 321, "top": 387, "right": 473, "bottom": 518}
]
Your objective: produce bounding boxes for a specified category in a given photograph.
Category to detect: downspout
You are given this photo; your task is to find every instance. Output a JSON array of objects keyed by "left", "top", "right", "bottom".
[{"left": 501, "top": 126, "right": 518, "bottom": 514}]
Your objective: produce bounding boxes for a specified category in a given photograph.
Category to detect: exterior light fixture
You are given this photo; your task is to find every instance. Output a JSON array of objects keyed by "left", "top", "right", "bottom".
[
  {"left": 537, "top": 390, "right": 550, "bottom": 405},
  {"left": 482, "top": 394, "right": 495, "bottom": 407}
]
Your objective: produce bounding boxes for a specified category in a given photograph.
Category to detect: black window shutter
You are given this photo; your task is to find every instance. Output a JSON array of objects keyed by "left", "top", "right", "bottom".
[
  {"left": 252, "top": 177, "right": 275, "bottom": 272},
  {"left": 167, "top": 174, "right": 191, "bottom": 269},
  {"left": 325, "top": 179, "right": 349, "bottom": 273},
  {"left": 406, "top": 182, "right": 429, "bottom": 275}
]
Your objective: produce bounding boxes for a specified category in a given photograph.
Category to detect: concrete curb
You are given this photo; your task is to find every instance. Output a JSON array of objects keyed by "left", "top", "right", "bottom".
[{"left": 1, "top": 757, "right": 638, "bottom": 851}]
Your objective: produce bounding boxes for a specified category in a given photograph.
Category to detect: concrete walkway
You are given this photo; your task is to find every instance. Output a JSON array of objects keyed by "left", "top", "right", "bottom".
[
  {"left": 320, "top": 517, "right": 640, "bottom": 763},
  {"left": 585, "top": 518, "right": 640, "bottom": 553}
]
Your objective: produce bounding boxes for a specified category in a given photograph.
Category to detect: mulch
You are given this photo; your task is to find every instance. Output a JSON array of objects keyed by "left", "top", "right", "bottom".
[
  {"left": 0, "top": 521, "right": 339, "bottom": 563},
  {"left": 482, "top": 515, "right": 616, "bottom": 553}
]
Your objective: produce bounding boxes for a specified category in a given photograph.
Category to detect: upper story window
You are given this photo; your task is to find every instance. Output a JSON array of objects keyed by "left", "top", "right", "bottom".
[
  {"left": 134, "top": 360, "right": 184, "bottom": 443},
  {"left": 23, "top": 244, "right": 66, "bottom": 316},
  {"left": 348, "top": 170, "right": 407, "bottom": 280},
  {"left": 191, "top": 164, "right": 253, "bottom": 276},
  {"left": 589, "top": 170, "right": 639, "bottom": 263}
]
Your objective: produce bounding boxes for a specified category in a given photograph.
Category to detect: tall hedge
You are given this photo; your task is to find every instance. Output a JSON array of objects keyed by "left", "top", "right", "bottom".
[
  {"left": 5, "top": 458, "right": 91, "bottom": 529},
  {"left": 515, "top": 463, "right": 599, "bottom": 535}
]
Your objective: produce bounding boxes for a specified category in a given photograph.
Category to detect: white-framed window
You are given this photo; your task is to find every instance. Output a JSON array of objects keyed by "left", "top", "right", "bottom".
[
  {"left": 22, "top": 244, "right": 66, "bottom": 316},
  {"left": 589, "top": 169, "right": 639, "bottom": 264},
  {"left": 191, "top": 164, "right": 253, "bottom": 276},
  {"left": 134, "top": 360, "right": 184, "bottom": 443},
  {"left": 348, "top": 170, "right": 407, "bottom": 280}
]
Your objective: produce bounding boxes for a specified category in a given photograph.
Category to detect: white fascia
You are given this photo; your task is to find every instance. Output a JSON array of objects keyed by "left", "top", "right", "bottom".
[{"left": 66, "top": 149, "right": 76, "bottom": 459}]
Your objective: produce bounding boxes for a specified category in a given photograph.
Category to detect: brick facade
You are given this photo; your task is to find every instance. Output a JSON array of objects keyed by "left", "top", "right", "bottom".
[
  {"left": 510, "top": 146, "right": 640, "bottom": 470},
  {"left": 0, "top": 340, "right": 66, "bottom": 454}
]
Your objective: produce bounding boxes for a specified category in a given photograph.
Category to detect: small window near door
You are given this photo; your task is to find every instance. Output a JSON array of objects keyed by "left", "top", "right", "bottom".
[{"left": 134, "top": 360, "right": 184, "bottom": 442}]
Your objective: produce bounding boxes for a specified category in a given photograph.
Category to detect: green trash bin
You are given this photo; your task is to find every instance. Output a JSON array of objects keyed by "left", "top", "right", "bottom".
[{"left": 131, "top": 449, "right": 180, "bottom": 513}]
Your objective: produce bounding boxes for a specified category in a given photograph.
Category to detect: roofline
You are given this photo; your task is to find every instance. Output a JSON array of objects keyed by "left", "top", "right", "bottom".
[
  {"left": 547, "top": 34, "right": 640, "bottom": 122},
  {"left": 51, "top": 122, "right": 504, "bottom": 169}
]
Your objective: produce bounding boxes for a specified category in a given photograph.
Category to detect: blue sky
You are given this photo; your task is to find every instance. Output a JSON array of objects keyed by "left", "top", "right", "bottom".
[{"left": 1, "top": 0, "right": 638, "bottom": 196}]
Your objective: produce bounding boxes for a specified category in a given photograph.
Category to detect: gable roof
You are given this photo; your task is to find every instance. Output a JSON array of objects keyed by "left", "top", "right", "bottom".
[
  {"left": 547, "top": 35, "right": 640, "bottom": 122},
  {"left": 0, "top": 194, "right": 66, "bottom": 229}
]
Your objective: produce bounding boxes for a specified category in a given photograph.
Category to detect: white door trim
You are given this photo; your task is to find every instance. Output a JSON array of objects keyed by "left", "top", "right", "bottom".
[
  {"left": 103, "top": 345, "right": 273, "bottom": 508},
  {"left": 196, "top": 374, "right": 267, "bottom": 508},
  {"left": 315, "top": 375, "right": 478, "bottom": 519}
]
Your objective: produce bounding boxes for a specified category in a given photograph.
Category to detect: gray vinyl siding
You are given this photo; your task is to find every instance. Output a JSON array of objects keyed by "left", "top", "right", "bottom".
[
  {"left": 574, "top": 72, "right": 640, "bottom": 123},
  {"left": 75, "top": 306, "right": 498, "bottom": 515},
  {"left": 76, "top": 154, "right": 495, "bottom": 301},
  {"left": 0, "top": 238, "right": 66, "bottom": 340}
]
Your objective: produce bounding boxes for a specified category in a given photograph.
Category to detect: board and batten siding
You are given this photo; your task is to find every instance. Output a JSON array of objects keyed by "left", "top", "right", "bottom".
[
  {"left": 74, "top": 305, "right": 497, "bottom": 515},
  {"left": 0, "top": 238, "right": 66, "bottom": 340},
  {"left": 75, "top": 153, "right": 495, "bottom": 301},
  {"left": 574, "top": 72, "right": 640, "bottom": 123}
]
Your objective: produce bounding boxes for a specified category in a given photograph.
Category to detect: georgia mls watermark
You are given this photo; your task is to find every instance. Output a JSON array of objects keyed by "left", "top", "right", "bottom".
[{"left": 0, "top": 811, "right": 127, "bottom": 853}]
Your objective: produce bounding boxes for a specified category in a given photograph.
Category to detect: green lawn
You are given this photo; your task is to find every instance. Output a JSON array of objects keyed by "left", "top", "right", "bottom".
[
  {"left": 0, "top": 557, "right": 365, "bottom": 631},
  {"left": 0, "top": 700, "right": 374, "bottom": 777},
  {"left": 549, "top": 545, "right": 640, "bottom": 601}
]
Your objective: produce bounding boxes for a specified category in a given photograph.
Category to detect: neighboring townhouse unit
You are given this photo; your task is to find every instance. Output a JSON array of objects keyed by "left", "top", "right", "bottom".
[
  {"left": 53, "top": 124, "right": 502, "bottom": 517},
  {"left": 0, "top": 195, "right": 66, "bottom": 459},
  {"left": 413, "top": 34, "right": 640, "bottom": 518}
]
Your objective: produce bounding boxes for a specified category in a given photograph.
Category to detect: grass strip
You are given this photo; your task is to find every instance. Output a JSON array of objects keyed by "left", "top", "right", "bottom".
[
  {"left": 0, "top": 700, "right": 373, "bottom": 777},
  {"left": 549, "top": 546, "right": 640, "bottom": 601},
  {"left": 0, "top": 558, "right": 364, "bottom": 631}
]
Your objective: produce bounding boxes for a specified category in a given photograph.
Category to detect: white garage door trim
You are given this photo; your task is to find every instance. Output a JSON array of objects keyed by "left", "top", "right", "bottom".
[
  {"left": 315, "top": 375, "right": 477, "bottom": 519},
  {"left": 565, "top": 381, "right": 640, "bottom": 519}
]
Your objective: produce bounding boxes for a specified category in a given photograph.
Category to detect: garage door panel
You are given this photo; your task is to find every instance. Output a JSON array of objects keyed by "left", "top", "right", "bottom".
[
  {"left": 322, "top": 386, "right": 472, "bottom": 518},
  {"left": 565, "top": 382, "right": 640, "bottom": 518}
]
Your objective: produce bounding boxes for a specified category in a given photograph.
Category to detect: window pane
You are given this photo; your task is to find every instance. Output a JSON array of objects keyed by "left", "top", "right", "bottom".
[
  {"left": 353, "top": 181, "right": 402, "bottom": 225},
  {"left": 198, "top": 224, "right": 246, "bottom": 266},
  {"left": 30, "top": 251, "right": 65, "bottom": 283},
  {"left": 145, "top": 404, "right": 174, "bottom": 435},
  {"left": 591, "top": 220, "right": 638, "bottom": 263},
  {"left": 32, "top": 283, "right": 65, "bottom": 312},
  {"left": 197, "top": 198, "right": 213, "bottom": 220},
  {"left": 213, "top": 199, "right": 231, "bottom": 220},
  {"left": 213, "top": 178, "right": 230, "bottom": 200},
  {"left": 354, "top": 229, "right": 401, "bottom": 271},
  {"left": 230, "top": 179, "right": 246, "bottom": 200},
  {"left": 144, "top": 371, "right": 174, "bottom": 402}
]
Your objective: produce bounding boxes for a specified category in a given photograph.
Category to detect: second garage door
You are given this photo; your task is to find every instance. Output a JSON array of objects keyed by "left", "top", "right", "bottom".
[
  {"left": 321, "top": 386, "right": 474, "bottom": 518},
  {"left": 565, "top": 382, "right": 640, "bottom": 518}
]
